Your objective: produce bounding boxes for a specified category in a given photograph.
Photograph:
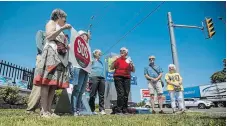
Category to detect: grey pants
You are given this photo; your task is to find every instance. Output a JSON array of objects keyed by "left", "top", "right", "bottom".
[{"left": 26, "top": 85, "right": 41, "bottom": 111}]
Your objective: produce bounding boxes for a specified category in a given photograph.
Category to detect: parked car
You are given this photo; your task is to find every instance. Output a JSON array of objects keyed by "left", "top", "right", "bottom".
[
  {"left": 184, "top": 98, "right": 214, "bottom": 109},
  {"left": 144, "top": 98, "right": 214, "bottom": 109}
]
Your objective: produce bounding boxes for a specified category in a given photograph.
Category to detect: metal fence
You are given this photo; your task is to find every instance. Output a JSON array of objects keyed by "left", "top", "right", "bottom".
[{"left": 0, "top": 60, "right": 34, "bottom": 89}]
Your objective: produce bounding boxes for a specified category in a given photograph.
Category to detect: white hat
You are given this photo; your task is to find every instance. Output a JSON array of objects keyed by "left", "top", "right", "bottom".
[
  {"left": 93, "top": 49, "right": 101, "bottom": 54},
  {"left": 78, "top": 30, "right": 90, "bottom": 39},
  {"left": 120, "top": 47, "right": 128, "bottom": 53}
]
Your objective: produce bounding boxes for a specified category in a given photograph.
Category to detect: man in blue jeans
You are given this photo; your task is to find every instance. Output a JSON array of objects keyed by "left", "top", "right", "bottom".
[{"left": 71, "top": 30, "right": 91, "bottom": 116}]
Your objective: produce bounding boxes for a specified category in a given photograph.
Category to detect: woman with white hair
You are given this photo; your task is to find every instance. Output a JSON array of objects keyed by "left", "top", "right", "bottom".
[
  {"left": 110, "top": 47, "right": 135, "bottom": 115},
  {"left": 88, "top": 49, "right": 106, "bottom": 115},
  {"left": 71, "top": 30, "right": 91, "bottom": 116},
  {"left": 165, "top": 64, "right": 185, "bottom": 113},
  {"left": 33, "top": 9, "right": 72, "bottom": 118}
]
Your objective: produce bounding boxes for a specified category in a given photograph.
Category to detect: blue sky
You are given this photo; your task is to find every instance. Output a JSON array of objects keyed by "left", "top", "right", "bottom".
[{"left": 0, "top": 1, "right": 226, "bottom": 102}]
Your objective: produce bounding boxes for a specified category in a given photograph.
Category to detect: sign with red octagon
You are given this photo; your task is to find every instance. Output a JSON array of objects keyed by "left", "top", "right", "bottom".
[
  {"left": 74, "top": 36, "right": 90, "bottom": 68},
  {"left": 69, "top": 27, "right": 92, "bottom": 73}
]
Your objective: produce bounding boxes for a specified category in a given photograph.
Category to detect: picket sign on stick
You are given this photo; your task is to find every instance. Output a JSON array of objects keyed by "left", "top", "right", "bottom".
[
  {"left": 69, "top": 27, "right": 92, "bottom": 73},
  {"left": 55, "top": 27, "right": 92, "bottom": 115}
]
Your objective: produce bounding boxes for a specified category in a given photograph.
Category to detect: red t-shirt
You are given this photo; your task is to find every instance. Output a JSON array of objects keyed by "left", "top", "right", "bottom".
[{"left": 113, "top": 57, "right": 132, "bottom": 78}]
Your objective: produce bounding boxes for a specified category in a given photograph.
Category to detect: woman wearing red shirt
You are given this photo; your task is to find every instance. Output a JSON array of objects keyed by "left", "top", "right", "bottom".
[{"left": 111, "top": 47, "right": 135, "bottom": 115}]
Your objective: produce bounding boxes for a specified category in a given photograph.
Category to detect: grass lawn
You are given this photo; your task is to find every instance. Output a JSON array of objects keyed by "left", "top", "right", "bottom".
[{"left": 0, "top": 109, "right": 225, "bottom": 126}]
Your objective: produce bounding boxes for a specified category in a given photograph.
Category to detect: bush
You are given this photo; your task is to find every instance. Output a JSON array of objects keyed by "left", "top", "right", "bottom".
[
  {"left": 20, "top": 95, "right": 29, "bottom": 105},
  {"left": 53, "top": 89, "right": 62, "bottom": 104},
  {"left": 0, "top": 86, "right": 21, "bottom": 105},
  {"left": 95, "top": 104, "right": 99, "bottom": 110},
  {"left": 137, "top": 101, "right": 146, "bottom": 107}
]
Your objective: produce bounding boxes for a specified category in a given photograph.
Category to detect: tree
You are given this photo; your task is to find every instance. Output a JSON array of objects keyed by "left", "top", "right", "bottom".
[
  {"left": 137, "top": 100, "right": 146, "bottom": 107},
  {"left": 210, "top": 58, "right": 226, "bottom": 83}
]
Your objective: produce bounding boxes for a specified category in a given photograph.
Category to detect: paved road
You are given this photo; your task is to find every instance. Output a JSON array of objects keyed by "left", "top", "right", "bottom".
[
  {"left": 105, "top": 107, "right": 226, "bottom": 116},
  {"left": 163, "top": 107, "right": 226, "bottom": 113}
]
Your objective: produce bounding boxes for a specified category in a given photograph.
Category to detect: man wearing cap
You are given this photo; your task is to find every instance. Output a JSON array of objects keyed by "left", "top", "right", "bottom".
[
  {"left": 88, "top": 49, "right": 106, "bottom": 115},
  {"left": 71, "top": 30, "right": 91, "bottom": 116},
  {"left": 111, "top": 47, "right": 135, "bottom": 115},
  {"left": 144, "top": 55, "right": 164, "bottom": 114}
]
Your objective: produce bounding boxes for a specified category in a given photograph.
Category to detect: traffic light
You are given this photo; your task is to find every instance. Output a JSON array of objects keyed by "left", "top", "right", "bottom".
[{"left": 205, "top": 18, "right": 215, "bottom": 38}]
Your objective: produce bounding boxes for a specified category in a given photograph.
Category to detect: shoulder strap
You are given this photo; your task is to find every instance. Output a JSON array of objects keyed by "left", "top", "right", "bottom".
[{"left": 150, "top": 65, "right": 160, "bottom": 75}]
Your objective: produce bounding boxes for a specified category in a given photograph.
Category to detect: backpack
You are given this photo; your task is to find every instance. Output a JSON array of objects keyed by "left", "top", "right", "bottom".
[{"left": 35, "top": 30, "right": 46, "bottom": 54}]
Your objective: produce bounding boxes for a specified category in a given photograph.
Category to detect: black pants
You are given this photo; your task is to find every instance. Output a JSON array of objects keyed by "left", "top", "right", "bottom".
[
  {"left": 114, "top": 76, "right": 131, "bottom": 113},
  {"left": 89, "top": 76, "right": 105, "bottom": 112}
]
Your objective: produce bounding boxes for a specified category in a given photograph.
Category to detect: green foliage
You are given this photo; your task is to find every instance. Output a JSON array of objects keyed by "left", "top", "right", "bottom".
[
  {"left": 0, "top": 86, "right": 21, "bottom": 105},
  {"left": 53, "top": 89, "right": 62, "bottom": 104},
  {"left": 95, "top": 104, "right": 99, "bottom": 110},
  {"left": 0, "top": 109, "right": 225, "bottom": 126},
  {"left": 211, "top": 71, "right": 226, "bottom": 83},
  {"left": 137, "top": 101, "right": 146, "bottom": 107},
  {"left": 21, "top": 95, "right": 29, "bottom": 105},
  {"left": 211, "top": 58, "right": 226, "bottom": 83}
]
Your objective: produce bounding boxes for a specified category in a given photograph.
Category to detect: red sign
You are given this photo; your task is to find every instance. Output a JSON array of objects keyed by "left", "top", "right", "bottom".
[
  {"left": 74, "top": 36, "right": 91, "bottom": 68},
  {"left": 141, "top": 89, "right": 150, "bottom": 98}
]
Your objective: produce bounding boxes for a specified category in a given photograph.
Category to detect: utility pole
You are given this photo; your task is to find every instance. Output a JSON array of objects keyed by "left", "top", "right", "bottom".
[
  {"left": 167, "top": 12, "right": 205, "bottom": 110},
  {"left": 167, "top": 12, "right": 180, "bottom": 73},
  {"left": 167, "top": 12, "right": 204, "bottom": 73}
]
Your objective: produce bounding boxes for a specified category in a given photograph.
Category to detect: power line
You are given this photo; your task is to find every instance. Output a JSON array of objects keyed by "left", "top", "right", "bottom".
[
  {"left": 122, "top": 1, "right": 152, "bottom": 31},
  {"left": 103, "top": 1, "right": 166, "bottom": 55},
  {"left": 87, "top": 2, "right": 111, "bottom": 31}
]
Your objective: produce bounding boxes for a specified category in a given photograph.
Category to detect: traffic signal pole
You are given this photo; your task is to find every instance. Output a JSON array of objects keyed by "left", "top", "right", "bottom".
[
  {"left": 167, "top": 12, "right": 180, "bottom": 73},
  {"left": 167, "top": 12, "right": 205, "bottom": 110},
  {"left": 167, "top": 12, "right": 204, "bottom": 73}
]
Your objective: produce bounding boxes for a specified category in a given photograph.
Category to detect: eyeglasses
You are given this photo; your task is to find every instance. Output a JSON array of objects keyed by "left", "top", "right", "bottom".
[
  {"left": 149, "top": 58, "right": 155, "bottom": 61},
  {"left": 120, "top": 50, "right": 126, "bottom": 52}
]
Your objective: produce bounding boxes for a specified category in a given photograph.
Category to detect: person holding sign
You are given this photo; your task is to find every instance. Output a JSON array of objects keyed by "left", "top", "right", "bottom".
[
  {"left": 110, "top": 47, "right": 135, "bottom": 115},
  {"left": 71, "top": 30, "right": 91, "bottom": 116},
  {"left": 144, "top": 55, "right": 164, "bottom": 114},
  {"left": 165, "top": 64, "right": 185, "bottom": 113},
  {"left": 89, "top": 49, "right": 106, "bottom": 115},
  {"left": 33, "top": 9, "right": 71, "bottom": 118}
]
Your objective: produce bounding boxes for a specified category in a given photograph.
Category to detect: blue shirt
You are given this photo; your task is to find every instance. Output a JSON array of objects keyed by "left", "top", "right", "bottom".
[
  {"left": 90, "top": 59, "right": 105, "bottom": 78},
  {"left": 144, "top": 64, "right": 163, "bottom": 79}
]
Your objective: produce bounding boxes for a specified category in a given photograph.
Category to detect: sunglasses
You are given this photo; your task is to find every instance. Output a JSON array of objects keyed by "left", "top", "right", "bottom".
[
  {"left": 120, "top": 50, "right": 127, "bottom": 52},
  {"left": 149, "top": 58, "right": 155, "bottom": 61}
]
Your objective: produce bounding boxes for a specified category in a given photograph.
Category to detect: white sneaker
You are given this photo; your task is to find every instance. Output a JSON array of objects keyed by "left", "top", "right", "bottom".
[
  {"left": 74, "top": 111, "right": 80, "bottom": 116},
  {"left": 51, "top": 113, "right": 60, "bottom": 118},
  {"left": 41, "top": 112, "right": 51, "bottom": 118},
  {"left": 100, "top": 110, "right": 106, "bottom": 115},
  {"left": 92, "top": 112, "right": 98, "bottom": 115}
]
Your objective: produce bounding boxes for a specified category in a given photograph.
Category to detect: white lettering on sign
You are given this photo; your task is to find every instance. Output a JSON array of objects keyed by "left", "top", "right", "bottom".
[{"left": 77, "top": 40, "right": 88, "bottom": 59}]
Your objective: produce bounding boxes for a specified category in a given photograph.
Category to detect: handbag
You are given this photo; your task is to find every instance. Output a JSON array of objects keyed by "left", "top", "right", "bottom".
[
  {"left": 150, "top": 66, "right": 164, "bottom": 87},
  {"left": 168, "top": 75, "right": 182, "bottom": 92},
  {"left": 174, "top": 86, "right": 182, "bottom": 92},
  {"left": 56, "top": 41, "right": 67, "bottom": 56}
]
